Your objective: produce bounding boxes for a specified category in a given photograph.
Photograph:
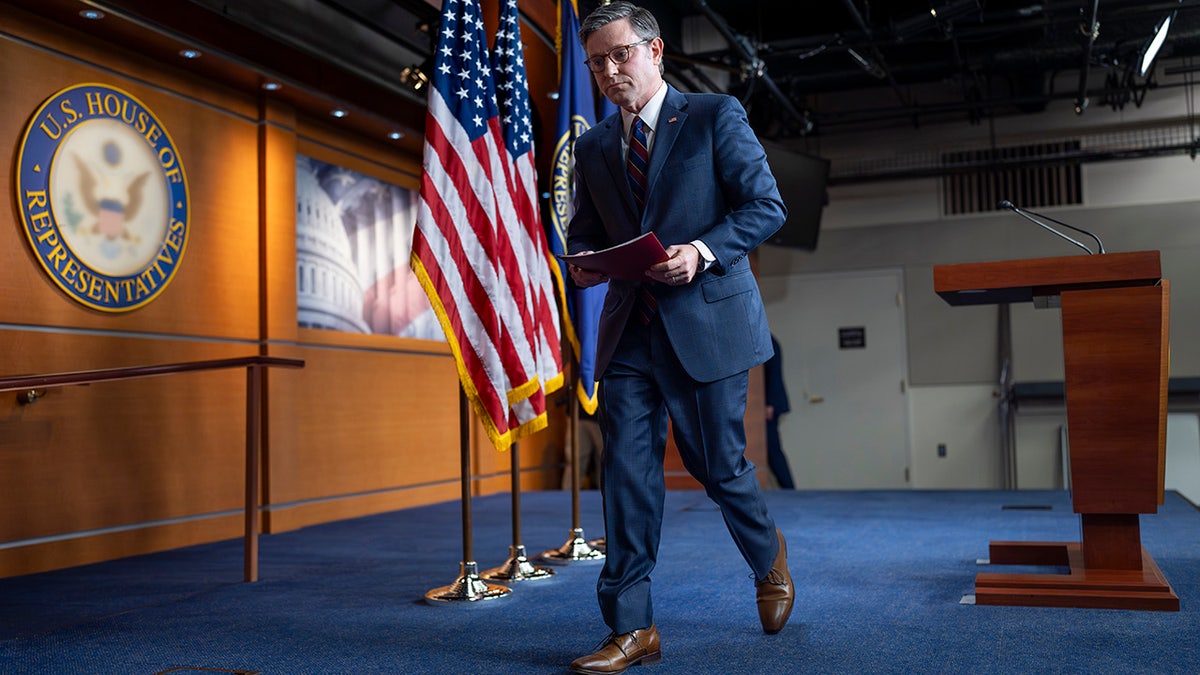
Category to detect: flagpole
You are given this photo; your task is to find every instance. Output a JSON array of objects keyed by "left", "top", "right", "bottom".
[
  {"left": 482, "top": 439, "right": 555, "bottom": 581},
  {"left": 540, "top": 374, "right": 604, "bottom": 564},
  {"left": 424, "top": 384, "right": 511, "bottom": 603}
]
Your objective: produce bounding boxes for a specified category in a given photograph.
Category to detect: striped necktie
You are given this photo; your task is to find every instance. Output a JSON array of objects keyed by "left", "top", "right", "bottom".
[
  {"left": 626, "top": 117, "right": 658, "bottom": 324},
  {"left": 626, "top": 117, "right": 650, "bottom": 212}
]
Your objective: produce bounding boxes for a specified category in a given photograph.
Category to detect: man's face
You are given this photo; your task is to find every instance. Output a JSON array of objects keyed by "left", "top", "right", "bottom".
[{"left": 584, "top": 18, "right": 664, "bottom": 113}]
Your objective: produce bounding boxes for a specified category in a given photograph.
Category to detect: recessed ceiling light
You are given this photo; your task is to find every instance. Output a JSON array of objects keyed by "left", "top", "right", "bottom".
[
  {"left": 79, "top": 9, "right": 105, "bottom": 20},
  {"left": 388, "top": 131, "right": 404, "bottom": 140},
  {"left": 262, "top": 81, "right": 282, "bottom": 91},
  {"left": 179, "top": 49, "right": 202, "bottom": 59},
  {"left": 331, "top": 109, "right": 348, "bottom": 118}
]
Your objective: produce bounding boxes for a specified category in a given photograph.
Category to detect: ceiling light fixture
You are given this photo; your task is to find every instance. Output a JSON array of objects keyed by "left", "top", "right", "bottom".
[
  {"left": 847, "top": 47, "right": 886, "bottom": 80},
  {"left": 1139, "top": 11, "right": 1176, "bottom": 78},
  {"left": 331, "top": 109, "right": 348, "bottom": 118},
  {"left": 79, "top": 9, "right": 105, "bottom": 20},
  {"left": 179, "top": 49, "right": 202, "bottom": 59},
  {"left": 388, "top": 131, "right": 404, "bottom": 140},
  {"left": 262, "top": 81, "right": 282, "bottom": 91},
  {"left": 400, "top": 65, "right": 429, "bottom": 92}
]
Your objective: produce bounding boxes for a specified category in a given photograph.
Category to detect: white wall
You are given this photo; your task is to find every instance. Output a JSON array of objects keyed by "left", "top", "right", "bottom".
[
  {"left": 908, "top": 384, "right": 1003, "bottom": 489},
  {"left": 1166, "top": 413, "right": 1200, "bottom": 506},
  {"left": 758, "top": 82, "right": 1200, "bottom": 489}
]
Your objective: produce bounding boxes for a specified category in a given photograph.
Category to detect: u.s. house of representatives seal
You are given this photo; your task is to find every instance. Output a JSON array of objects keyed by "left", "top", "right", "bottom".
[{"left": 16, "top": 83, "right": 190, "bottom": 312}]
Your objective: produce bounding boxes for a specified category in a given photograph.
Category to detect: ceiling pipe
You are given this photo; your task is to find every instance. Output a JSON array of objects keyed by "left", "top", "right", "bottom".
[
  {"left": 689, "top": 0, "right": 809, "bottom": 133},
  {"left": 1075, "top": 0, "right": 1101, "bottom": 114},
  {"left": 837, "top": 0, "right": 911, "bottom": 108}
]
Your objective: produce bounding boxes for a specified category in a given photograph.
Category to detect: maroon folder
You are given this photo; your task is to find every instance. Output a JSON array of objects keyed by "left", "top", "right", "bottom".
[{"left": 557, "top": 232, "right": 670, "bottom": 282}]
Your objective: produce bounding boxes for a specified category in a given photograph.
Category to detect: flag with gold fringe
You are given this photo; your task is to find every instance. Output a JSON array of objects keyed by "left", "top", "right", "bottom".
[{"left": 410, "top": 0, "right": 550, "bottom": 450}]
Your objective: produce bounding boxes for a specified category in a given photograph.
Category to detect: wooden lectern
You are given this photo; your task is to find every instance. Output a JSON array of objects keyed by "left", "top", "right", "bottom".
[{"left": 934, "top": 250, "right": 1179, "bottom": 611}]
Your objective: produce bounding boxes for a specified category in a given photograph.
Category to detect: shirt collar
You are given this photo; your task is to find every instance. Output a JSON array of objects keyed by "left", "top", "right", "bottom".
[{"left": 622, "top": 82, "right": 668, "bottom": 136}]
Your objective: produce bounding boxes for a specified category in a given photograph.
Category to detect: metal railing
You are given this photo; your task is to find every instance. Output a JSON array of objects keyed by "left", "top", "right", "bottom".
[{"left": 0, "top": 355, "right": 305, "bottom": 582}]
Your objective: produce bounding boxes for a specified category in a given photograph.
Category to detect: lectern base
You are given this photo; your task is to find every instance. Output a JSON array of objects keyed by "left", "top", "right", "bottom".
[{"left": 975, "top": 541, "right": 1179, "bottom": 611}]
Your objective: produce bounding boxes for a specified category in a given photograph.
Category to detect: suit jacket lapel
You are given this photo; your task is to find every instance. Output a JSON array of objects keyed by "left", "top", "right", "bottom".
[
  {"left": 645, "top": 87, "right": 687, "bottom": 205},
  {"left": 596, "top": 115, "right": 639, "bottom": 222}
]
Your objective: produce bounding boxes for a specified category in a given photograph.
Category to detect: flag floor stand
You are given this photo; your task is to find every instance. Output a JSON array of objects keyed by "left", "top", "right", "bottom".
[
  {"left": 424, "top": 561, "right": 511, "bottom": 603},
  {"left": 424, "top": 386, "right": 511, "bottom": 604},
  {"left": 540, "top": 394, "right": 605, "bottom": 564},
  {"left": 481, "top": 544, "right": 556, "bottom": 581},
  {"left": 540, "top": 527, "right": 605, "bottom": 563},
  {"left": 482, "top": 442, "right": 556, "bottom": 582}
]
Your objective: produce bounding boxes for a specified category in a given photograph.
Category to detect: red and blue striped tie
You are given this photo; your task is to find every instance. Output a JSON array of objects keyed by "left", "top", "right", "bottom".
[
  {"left": 627, "top": 117, "right": 657, "bottom": 323},
  {"left": 626, "top": 117, "right": 650, "bottom": 212}
]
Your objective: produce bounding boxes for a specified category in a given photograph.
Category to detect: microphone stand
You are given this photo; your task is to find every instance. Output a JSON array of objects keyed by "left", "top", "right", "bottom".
[{"left": 997, "top": 200, "right": 1106, "bottom": 255}]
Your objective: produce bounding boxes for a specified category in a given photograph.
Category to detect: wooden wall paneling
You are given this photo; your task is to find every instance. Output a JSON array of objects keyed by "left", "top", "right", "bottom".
[
  {"left": 259, "top": 99, "right": 299, "bottom": 343},
  {"left": 468, "top": 373, "right": 571, "bottom": 495},
  {"left": 165, "top": 106, "right": 261, "bottom": 339},
  {"left": 264, "top": 482, "right": 462, "bottom": 535},
  {"left": 0, "top": 6, "right": 272, "bottom": 578},
  {"left": 0, "top": 514, "right": 243, "bottom": 580},
  {"left": 0, "top": 333, "right": 258, "bottom": 576},
  {"left": 261, "top": 339, "right": 457, "bottom": 534},
  {"left": 261, "top": 343, "right": 461, "bottom": 533},
  {"left": 261, "top": 343, "right": 301, "bottom": 532},
  {"left": 0, "top": 0, "right": 582, "bottom": 578},
  {"left": 296, "top": 122, "right": 421, "bottom": 189},
  {"left": 0, "top": 3, "right": 260, "bottom": 122},
  {"left": 0, "top": 23, "right": 261, "bottom": 340}
]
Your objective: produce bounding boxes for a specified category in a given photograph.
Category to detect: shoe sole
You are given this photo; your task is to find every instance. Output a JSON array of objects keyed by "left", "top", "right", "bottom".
[{"left": 568, "top": 651, "right": 663, "bottom": 674}]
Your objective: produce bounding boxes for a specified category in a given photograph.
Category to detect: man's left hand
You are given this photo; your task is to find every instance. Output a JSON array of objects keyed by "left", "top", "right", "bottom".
[{"left": 647, "top": 244, "right": 700, "bottom": 286}]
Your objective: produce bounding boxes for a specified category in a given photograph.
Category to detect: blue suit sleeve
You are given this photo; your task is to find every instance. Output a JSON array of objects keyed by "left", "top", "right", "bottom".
[{"left": 701, "top": 96, "right": 787, "bottom": 272}]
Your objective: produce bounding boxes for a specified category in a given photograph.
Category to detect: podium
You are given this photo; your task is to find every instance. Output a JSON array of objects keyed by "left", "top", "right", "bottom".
[{"left": 934, "top": 250, "right": 1179, "bottom": 610}]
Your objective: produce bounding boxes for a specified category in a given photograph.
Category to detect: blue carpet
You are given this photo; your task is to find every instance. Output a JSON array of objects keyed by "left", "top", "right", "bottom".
[{"left": 1, "top": 489, "right": 1197, "bottom": 674}]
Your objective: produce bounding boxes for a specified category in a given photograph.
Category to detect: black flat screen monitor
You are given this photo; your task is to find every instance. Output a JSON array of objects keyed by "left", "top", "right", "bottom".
[{"left": 762, "top": 142, "right": 830, "bottom": 251}]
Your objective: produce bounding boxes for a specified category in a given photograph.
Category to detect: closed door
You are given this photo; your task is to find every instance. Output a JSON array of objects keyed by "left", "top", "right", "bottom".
[{"left": 762, "top": 269, "right": 910, "bottom": 489}]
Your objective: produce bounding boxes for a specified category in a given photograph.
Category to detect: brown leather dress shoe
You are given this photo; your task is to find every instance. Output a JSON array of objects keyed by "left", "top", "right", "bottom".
[
  {"left": 568, "top": 625, "right": 662, "bottom": 674},
  {"left": 756, "top": 528, "right": 795, "bottom": 634}
]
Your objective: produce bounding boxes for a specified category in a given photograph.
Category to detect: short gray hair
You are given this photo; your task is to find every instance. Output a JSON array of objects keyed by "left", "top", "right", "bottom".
[
  {"left": 579, "top": 2, "right": 660, "bottom": 46},
  {"left": 578, "top": 2, "right": 663, "bottom": 74}
]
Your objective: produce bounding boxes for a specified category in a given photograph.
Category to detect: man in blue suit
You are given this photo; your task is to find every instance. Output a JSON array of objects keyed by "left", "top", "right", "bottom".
[{"left": 566, "top": 3, "right": 793, "bottom": 672}]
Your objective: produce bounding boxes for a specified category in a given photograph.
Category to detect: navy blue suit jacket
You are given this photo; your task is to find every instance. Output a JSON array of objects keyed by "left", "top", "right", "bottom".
[{"left": 568, "top": 86, "right": 786, "bottom": 383}]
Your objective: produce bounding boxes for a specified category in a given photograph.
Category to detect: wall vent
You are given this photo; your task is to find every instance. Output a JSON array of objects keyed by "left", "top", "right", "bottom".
[
  {"left": 829, "top": 122, "right": 1198, "bottom": 187},
  {"left": 942, "top": 141, "right": 1083, "bottom": 216}
]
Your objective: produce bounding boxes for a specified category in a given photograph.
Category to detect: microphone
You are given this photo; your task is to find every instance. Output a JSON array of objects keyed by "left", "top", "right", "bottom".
[{"left": 997, "top": 200, "right": 1106, "bottom": 255}]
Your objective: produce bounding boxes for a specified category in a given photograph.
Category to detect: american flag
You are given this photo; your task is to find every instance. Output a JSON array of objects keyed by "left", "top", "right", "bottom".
[
  {"left": 493, "top": 0, "right": 564, "bottom": 421},
  {"left": 410, "top": 0, "right": 548, "bottom": 450}
]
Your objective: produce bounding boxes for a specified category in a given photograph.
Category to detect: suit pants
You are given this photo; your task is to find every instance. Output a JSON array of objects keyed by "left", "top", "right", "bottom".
[{"left": 597, "top": 312, "right": 779, "bottom": 634}]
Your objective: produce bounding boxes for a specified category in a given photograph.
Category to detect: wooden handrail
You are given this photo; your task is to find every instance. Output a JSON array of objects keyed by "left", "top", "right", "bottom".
[
  {"left": 0, "top": 355, "right": 304, "bottom": 392},
  {"left": 1, "top": 354, "right": 305, "bottom": 583}
]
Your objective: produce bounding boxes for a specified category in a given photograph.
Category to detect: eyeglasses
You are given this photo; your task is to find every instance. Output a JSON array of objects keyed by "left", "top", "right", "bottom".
[{"left": 584, "top": 39, "right": 651, "bottom": 73}]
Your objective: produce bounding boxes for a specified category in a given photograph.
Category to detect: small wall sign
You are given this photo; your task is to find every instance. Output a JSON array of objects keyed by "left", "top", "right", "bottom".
[{"left": 839, "top": 326, "right": 866, "bottom": 349}]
